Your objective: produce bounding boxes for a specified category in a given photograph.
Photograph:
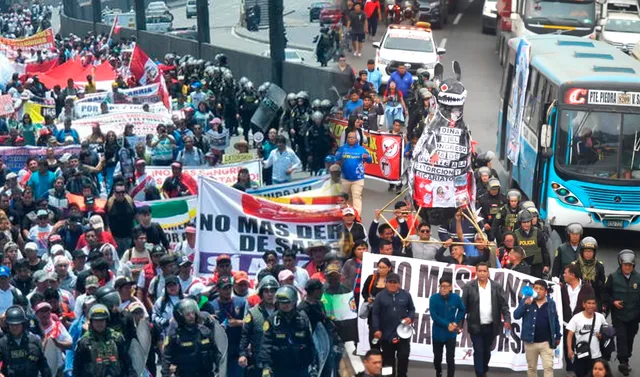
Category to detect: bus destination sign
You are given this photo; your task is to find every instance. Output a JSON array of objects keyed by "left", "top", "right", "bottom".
[{"left": 588, "top": 90, "right": 640, "bottom": 107}]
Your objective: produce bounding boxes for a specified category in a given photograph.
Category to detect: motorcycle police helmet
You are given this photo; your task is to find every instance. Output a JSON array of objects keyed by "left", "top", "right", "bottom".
[
  {"left": 173, "top": 298, "right": 201, "bottom": 326},
  {"left": 618, "top": 249, "right": 636, "bottom": 266},
  {"left": 88, "top": 304, "right": 110, "bottom": 321},
  {"left": 275, "top": 285, "right": 298, "bottom": 304},
  {"left": 566, "top": 222, "right": 584, "bottom": 236},
  {"left": 238, "top": 76, "right": 249, "bottom": 87},
  {"left": 416, "top": 68, "right": 430, "bottom": 81},
  {"left": 507, "top": 189, "right": 522, "bottom": 202},
  {"left": 487, "top": 178, "right": 501, "bottom": 190},
  {"left": 320, "top": 99, "right": 333, "bottom": 111},
  {"left": 579, "top": 236, "right": 598, "bottom": 253},
  {"left": 258, "top": 275, "right": 280, "bottom": 296},
  {"left": 296, "top": 91, "right": 310, "bottom": 102},
  {"left": 5, "top": 305, "right": 28, "bottom": 325},
  {"left": 478, "top": 166, "right": 491, "bottom": 178},
  {"left": 311, "top": 111, "right": 324, "bottom": 123},
  {"left": 94, "top": 286, "right": 122, "bottom": 310},
  {"left": 311, "top": 99, "right": 322, "bottom": 110},
  {"left": 517, "top": 209, "right": 533, "bottom": 223}
]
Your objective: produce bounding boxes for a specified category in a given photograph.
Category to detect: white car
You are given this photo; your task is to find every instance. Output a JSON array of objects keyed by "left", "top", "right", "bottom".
[
  {"left": 373, "top": 24, "right": 445, "bottom": 85},
  {"left": 186, "top": 0, "right": 196, "bottom": 18},
  {"left": 147, "top": 1, "right": 173, "bottom": 19},
  {"left": 598, "top": 12, "right": 640, "bottom": 54},
  {"left": 262, "top": 48, "right": 306, "bottom": 64},
  {"left": 481, "top": 0, "right": 497, "bottom": 34}
]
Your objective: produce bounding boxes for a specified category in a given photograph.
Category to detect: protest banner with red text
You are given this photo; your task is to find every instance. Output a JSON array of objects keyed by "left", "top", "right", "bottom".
[
  {"left": 145, "top": 159, "right": 263, "bottom": 188},
  {"left": 70, "top": 112, "right": 173, "bottom": 139},
  {"left": 0, "top": 145, "right": 81, "bottom": 171},
  {"left": 0, "top": 28, "right": 55, "bottom": 59}
]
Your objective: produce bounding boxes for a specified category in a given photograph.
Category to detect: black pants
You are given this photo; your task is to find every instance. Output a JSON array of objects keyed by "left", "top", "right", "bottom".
[
  {"left": 368, "top": 16, "right": 378, "bottom": 36},
  {"left": 613, "top": 317, "right": 639, "bottom": 364},
  {"left": 470, "top": 324, "right": 494, "bottom": 377},
  {"left": 563, "top": 327, "right": 574, "bottom": 372},
  {"left": 433, "top": 338, "right": 456, "bottom": 377},
  {"left": 530, "top": 263, "right": 544, "bottom": 279},
  {"left": 574, "top": 357, "right": 594, "bottom": 377},
  {"left": 263, "top": 166, "right": 273, "bottom": 186},
  {"left": 380, "top": 338, "right": 410, "bottom": 377}
]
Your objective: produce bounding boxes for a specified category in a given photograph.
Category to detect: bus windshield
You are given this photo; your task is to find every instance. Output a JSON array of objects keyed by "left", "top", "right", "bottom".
[
  {"left": 524, "top": 0, "right": 596, "bottom": 27},
  {"left": 556, "top": 109, "right": 640, "bottom": 181}
]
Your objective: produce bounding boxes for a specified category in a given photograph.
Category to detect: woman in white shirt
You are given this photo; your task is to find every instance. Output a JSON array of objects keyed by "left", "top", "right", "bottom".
[{"left": 567, "top": 295, "right": 608, "bottom": 377}]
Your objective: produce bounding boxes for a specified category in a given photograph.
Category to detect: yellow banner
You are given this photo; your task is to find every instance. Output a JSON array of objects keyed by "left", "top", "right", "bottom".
[{"left": 222, "top": 153, "right": 254, "bottom": 164}]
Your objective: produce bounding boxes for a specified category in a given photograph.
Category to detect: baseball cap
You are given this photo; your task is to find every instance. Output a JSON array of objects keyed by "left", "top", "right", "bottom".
[
  {"left": 85, "top": 275, "right": 100, "bottom": 289},
  {"left": 278, "top": 269, "right": 294, "bottom": 282},
  {"left": 36, "top": 209, "right": 48, "bottom": 217},
  {"left": 217, "top": 275, "right": 233, "bottom": 288},
  {"left": 4, "top": 241, "right": 19, "bottom": 252},
  {"left": 178, "top": 256, "right": 192, "bottom": 267},
  {"left": 5, "top": 172, "right": 17, "bottom": 180},
  {"left": 386, "top": 272, "right": 401, "bottom": 282},
  {"left": 89, "top": 215, "right": 104, "bottom": 230},
  {"left": 33, "top": 270, "right": 48, "bottom": 283},
  {"left": 216, "top": 254, "right": 231, "bottom": 263},
  {"left": 0, "top": 266, "right": 10, "bottom": 278},
  {"left": 51, "top": 244, "right": 65, "bottom": 256},
  {"left": 342, "top": 207, "right": 355, "bottom": 216},
  {"left": 34, "top": 302, "right": 52, "bottom": 312},
  {"left": 325, "top": 264, "right": 341, "bottom": 275},
  {"left": 329, "top": 164, "right": 341, "bottom": 173},
  {"left": 114, "top": 276, "right": 134, "bottom": 290},
  {"left": 59, "top": 153, "right": 72, "bottom": 163},
  {"left": 234, "top": 271, "right": 249, "bottom": 284},
  {"left": 165, "top": 275, "right": 180, "bottom": 287},
  {"left": 54, "top": 255, "right": 70, "bottom": 266},
  {"left": 136, "top": 205, "right": 151, "bottom": 215},
  {"left": 159, "top": 254, "right": 177, "bottom": 267}
]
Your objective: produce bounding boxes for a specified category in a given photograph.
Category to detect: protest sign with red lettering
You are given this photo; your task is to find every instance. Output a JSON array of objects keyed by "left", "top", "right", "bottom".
[
  {"left": 145, "top": 160, "right": 263, "bottom": 187},
  {"left": 0, "top": 29, "right": 55, "bottom": 59},
  {"left": 70, "top": 112, "right": 173, "bottom": 139}
]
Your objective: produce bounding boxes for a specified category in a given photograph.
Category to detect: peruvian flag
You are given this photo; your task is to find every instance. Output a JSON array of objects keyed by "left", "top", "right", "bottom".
[{"left": 130, "top": 46, "right": 170, "bottom": 109}]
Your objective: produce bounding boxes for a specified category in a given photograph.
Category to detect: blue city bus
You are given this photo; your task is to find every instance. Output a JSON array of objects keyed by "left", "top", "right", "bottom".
[{"left": 496, "top": 35, "right": 640, "bottom": 231}]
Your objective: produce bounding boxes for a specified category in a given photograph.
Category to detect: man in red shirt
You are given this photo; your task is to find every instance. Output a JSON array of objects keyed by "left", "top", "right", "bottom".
[
  {"left": 364, "top": 0, "right": 382, "bottom": 39},
  {"left": 75, "top": 215, "right": 117, "bottom": 249}
]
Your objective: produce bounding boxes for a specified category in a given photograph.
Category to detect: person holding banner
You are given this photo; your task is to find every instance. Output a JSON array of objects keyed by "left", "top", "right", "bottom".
[
  {"left": 462, "top": 262, "right": 511, "bottom": 377},
  {"left": 336, "top": 130, "right": 371, "bottom": 215},
  {"left": 262, "top": 136, "right": 302, "bottom": 184},
  {"left": 371, "top": 272, "right": 415, "bottom": 377}
]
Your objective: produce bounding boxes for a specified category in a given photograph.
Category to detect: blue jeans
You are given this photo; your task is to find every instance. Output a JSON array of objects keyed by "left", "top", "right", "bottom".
[
  {"left": 470, "top": 324, "right": 494, "bottom": 377},
  {"left": 385, "top": 104, "right": 405, "bottom": 130}
]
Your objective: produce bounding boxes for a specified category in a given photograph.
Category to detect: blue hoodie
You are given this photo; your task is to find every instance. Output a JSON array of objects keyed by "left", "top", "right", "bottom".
[
  {"left": 429, "top": 292, "right": 466, "bottom": 342},
  {"left": 336, "top": 143, "right": 372, "bottom": 181}
]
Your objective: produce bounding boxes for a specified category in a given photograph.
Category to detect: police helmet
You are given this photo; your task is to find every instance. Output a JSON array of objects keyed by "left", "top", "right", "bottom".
[
  {"left": 258, "top": 275, "right": 280, "bottom": 295},
  {"left": 520, "top": 201, "right": 539, "bottom": 216},
  {"left": 517, "top": 209, "right": 533, "bottom": 223},
  {"left": 507, "top": 189, "right": 522, "bottom": 202},
  {"left": 579, "top": 236, "right": 598, "bottom": 253},
  {"left": 416, "top": 68, "right": 430, "bottom": 81},
  {"left": 478, "top": 166, "right": 491, "bottom": 177},
  {"left": 287, "top": 93, "right": 297, "bottom": 102},
  {"left": 566, "top": 223, "right": 584, "bottom": 236},
  {"left": 311, "top": 111, "right": 324, "bottom": 123},
  {"left": 487, "top": 178, "right": 501, "bottom": 190},
  {"left": 223, "top": 71, "right": 234, "bottom": 82},
  {"left": 320, "top": 99, "right": 333, "bottom": 110},
  {"left": 245, "top": 81, "right": 255, "bottom": 92},
  {"left": 173, "top": 298, "right": 201, "bottom": 326},
  {"left": 238, "top": 76, "right": 249, "bottom": 87},
  {"left": 94, "top": 286, "right": 122, "bottom": 310},
  {"left": 296, "top": 91, "right": 310, "bottom": 102},
  {"left": 417, "top": 87, "right": 432, "bottom": 101},
  {"left": 88, "top": 304, "right": 110, "bottom": 321},
  {"left": 214, "top": 53, "right": 228, "bottom": 67},
  {"left": 164, "top": 53, "right": 175, "bottom": 63},
  {"left": 5, "top": 305, "right": 28, "bottom": 325},
  {"left": 618, "top": 249, "right": 636, "bottom": 266},
  {"left": 311, "top": 99, "right": 322, "bottom": 110},
  {"left": 275, "top": 285, "right": 298, "bottom": 304}
]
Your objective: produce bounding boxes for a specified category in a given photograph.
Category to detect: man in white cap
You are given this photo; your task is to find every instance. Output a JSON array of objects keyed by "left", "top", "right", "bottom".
[
  {"left": 27, "top": 209, "right": 53, "bottom": 256},
  {"left": 174, "top": 225, "right": 196, "bottom": 261},
  {"left": 76, "top": 215, "right": 117, "bottom": 249},
  {"left": 0, "top": 172, "right": 20, "bottom": 197}
]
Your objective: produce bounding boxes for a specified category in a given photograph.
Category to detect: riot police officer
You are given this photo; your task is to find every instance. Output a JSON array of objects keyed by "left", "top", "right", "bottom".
[
  {"left": 492, "top": 189, "right": 522, "bottom": 243},
  {"left": 0, "top": 305, "right": 52, "bottom": 377},
  {"left": 238, "top": 83, "right": 261, "bottom": 144},
  {"left": 306, "top": 111, "right": 333, "bottom": 176},
  {"left": 162, "top": 299, "right": 221, "bottom": 377},
  {"left": 291, "top": 91, "right": 312, "bottom": 170},
  {"left": 477, "top": 178, "right": 506, "bottom": 240},
  {"left": 219, "top": 72, "right": 239, "bottom": 136},
  {"left": 552, "top": 223, "right": 583, "bottom": 280},
  {"left": 571, "top": 236, "right": 605, "bottom": 307},
  {"left": 73, "top": 304, "right": 137, "bottom": 377},
  {"left": 514, "top": 209, "right": 550, "bottom": 279},
  {"left": 238, "top": 276, "right": 280, "bottom": 377},
  {"left": 94, "top": 285, "right": 137, "bottom": 349},
  {"left": 603, "top": 249, "right": 640, "bottom": 376},
  {"left": 407, "top": 87, "right": 432, "bottom": 139},
  {"left": 258, "top": 285, "right": 318, "bottom": 377},
  {"left": 281, "top": 93, "right": 298, "bottom": 134}
]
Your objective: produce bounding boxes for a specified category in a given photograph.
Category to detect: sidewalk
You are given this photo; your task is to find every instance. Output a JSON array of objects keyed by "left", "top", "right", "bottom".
[{"left": 232, "top": 24, "right": 315, "bottom": 52}]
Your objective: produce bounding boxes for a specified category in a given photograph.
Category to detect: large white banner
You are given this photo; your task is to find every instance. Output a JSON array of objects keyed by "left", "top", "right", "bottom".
[
  {"left": 194, "top": 177, "right": 342, "bottom": 278},
  {"left": 75, "top": 83, "right": 161, "bottom": 104},
  {"left": 74, "top": 102, "right": 169, "bottom": 119},
  {"left": 247, "top": 175, "right": 331, "bottom": 198},
  {"left": 506, "top": 38, "right": 531, "bottom": 166},
  {"left": 145, "top": 159, "right": 263, "bottom": 187},
  {"left": 70, "top": 112, "right": 173, "bottom": 140},
  {"left": 357, "top": 253, "right": 564, "bottom": 371}
]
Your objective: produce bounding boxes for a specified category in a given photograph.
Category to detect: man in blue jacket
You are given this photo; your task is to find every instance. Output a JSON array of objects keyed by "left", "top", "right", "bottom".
[
  {"left": 513, "top": 280, "right": 562, "bottom": 377},
  {"left": 371, "top": 272, "right": 415, "bottom": 377},
  {"left": 430, "top": 275, "right": 465, "bottom": 377},
  {"left": 366, "top": 59, "right": 382, "bottom": 94},
  {"left": 336, "top": 130, "right": 372, "bottom": 215},
  {"left": 388, "top": 64, "right": 413, "bottom": 98}
]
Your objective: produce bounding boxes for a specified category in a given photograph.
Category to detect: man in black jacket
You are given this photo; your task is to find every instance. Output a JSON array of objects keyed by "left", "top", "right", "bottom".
[
  {"left": 371, "top": 272, "right": 415, "bottom": 377},
  {"left": 462, "top": 262, "right": 511, "bottom": 377},
  {"left": 356, "top": 349, "right": 383, "bottom": 377}
]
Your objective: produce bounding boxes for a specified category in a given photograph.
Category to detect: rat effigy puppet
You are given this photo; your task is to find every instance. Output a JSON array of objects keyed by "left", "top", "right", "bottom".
[{"left": 408, "top": 61, "right": 476, "bottom": 225}]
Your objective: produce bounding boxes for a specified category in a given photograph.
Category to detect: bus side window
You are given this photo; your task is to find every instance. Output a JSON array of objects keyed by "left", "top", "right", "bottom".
[{"left": 524, "top": 69, "right": 539, "bottom": 125}]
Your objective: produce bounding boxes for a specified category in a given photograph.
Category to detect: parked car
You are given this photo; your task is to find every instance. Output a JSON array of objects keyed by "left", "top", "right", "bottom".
[
  {"left": 598, "top": 12, "right": 640, "bottom": 54},
  {"left": 416, "top": 0, "right": 447, "bottom": 28},
  {"left": 481, "top": 0, "right": 497, "bottom": 34},
  {"left": 309, "top": 1, "right": 332, "bottom": 21},
  {"left": 186, "top": 0, "right": 196, "bottom": 18},
  {"left": 320, "top": 5, "right": 341, "bottom": 25}
]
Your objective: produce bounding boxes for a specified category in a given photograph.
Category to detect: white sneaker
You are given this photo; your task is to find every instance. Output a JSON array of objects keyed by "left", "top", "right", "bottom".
[
  {"left": 357, "top": 52, "right": 362, "bottom": 57},
  {"left": 353, "top": 51, "right": 357, "bottom": 56}
]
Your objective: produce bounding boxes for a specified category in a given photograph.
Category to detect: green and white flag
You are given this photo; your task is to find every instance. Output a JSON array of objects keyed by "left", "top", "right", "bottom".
[{"left": 139, "top": 196, "right": 198, "bottom": 247}]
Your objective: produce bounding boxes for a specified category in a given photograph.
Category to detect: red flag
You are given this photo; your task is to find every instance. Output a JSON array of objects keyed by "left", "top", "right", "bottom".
[
  {"left": 113, "top": 17, "right": 122, "bottom": 34},
  {"left": 129, "top": 46, "right": 161, "bottom": 85}
]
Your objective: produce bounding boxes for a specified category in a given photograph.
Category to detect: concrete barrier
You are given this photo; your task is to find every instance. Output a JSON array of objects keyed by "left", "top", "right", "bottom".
[{"left": 60, "top": 13, "right": 345, "bottom": 100}]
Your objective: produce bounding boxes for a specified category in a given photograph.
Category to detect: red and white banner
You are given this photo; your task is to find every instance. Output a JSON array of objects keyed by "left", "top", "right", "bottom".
[
  {"left": 0, "top": 94, "right": 14, "bottom": 116},
  {"left": 194, "top": 177, "right": 342, "bottom": 277},
  {"left": 328, "top": 118, "right": 405, "bottom": 183},
  {"left": 70, "top": 112, "right": 173, "bottom": 139},
  {"left": 412, "top": 125, "right": 475, "bottom": 208},
  {"left": 0, "top": 28, "right": 55, "bottom": 59},
  {"left": 130, "top": 46, "right": 170, "bottom": 108},
  {"left": 145, "top": 159, "right": 263, "bottom": 187}
]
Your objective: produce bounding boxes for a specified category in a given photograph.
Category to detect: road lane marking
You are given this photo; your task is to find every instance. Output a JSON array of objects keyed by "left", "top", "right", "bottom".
[
  {"left": 439, "top": 38, "right": 447, "bottom": 49},
  {"left": 453, "top": 13, "right": 463, "bottom": 25}
]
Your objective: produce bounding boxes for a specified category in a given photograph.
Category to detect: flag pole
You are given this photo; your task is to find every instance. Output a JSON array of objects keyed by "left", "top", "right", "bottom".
[{"left": 108, "top": 16, "right": 117, "bottom": 42}]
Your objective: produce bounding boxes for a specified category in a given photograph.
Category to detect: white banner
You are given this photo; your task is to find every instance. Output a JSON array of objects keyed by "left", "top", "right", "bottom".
[
  {"left": 70, "top": 112, "right": 173, "bottom": 140},
  {"left": 357, "top": 253, "right": 564, "bottom": 371},
  {"left": 74, "top": 102, "right": 169, "bottom": 119},
  {"left": 247, "top": 175, "right": 331, "bottom": 198},
  {"left": 145, "top": 160, "right": 263, "bottom": 187},
  {"left": 75, "top": 83, "right": 161, "bottom": 104},
  {"left": 194, "top": 177, "right": 342, "bottom": 278}
]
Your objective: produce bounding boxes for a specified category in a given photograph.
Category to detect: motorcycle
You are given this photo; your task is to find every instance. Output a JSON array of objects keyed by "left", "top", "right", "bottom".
[{"left": 385, "top": 0, "right": 402, "bottom": 25}]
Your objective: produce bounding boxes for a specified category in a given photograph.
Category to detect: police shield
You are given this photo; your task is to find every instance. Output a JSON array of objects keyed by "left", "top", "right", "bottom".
[
  {"left": 213, "top": 318, "right": 229, "bottom": 377},
  {"left": 129, "top": 317, "right": 152, "bottom": 376},
  {"left": 250, "top": 84, "right": 286, "bottom": 133},
  {"left": 313, "top": 322, "right": 331, "bottom": 377}
]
